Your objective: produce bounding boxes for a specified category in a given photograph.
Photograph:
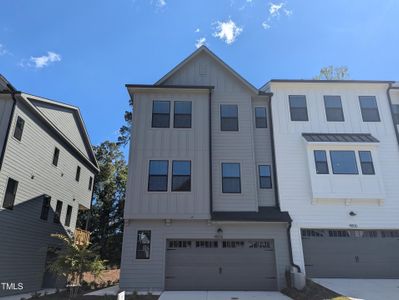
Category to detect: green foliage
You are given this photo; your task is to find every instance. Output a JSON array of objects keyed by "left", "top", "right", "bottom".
[
  {"left": 313, "top": 66, "right": 350, "bottom": 80},
  {"left": 118, "top": 98, "right": 133, "bottom": 146}
]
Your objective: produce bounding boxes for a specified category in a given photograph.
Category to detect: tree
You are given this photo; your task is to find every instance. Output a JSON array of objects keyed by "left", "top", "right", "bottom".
[
  {"left": 48, "top": 233, "right": 106, "bottom": 298},
  {"left": 118, "top": 98, "right": 133, "bottom": 146},
  {"left": 313, "top": 66, "right": 350, "bottom": 80},
  {"left": 78, "top": 141, "right": 128, "bottom": 267}
]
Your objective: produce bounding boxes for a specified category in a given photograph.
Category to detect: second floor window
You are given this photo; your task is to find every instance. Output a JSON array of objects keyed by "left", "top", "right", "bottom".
[
  {"left": 174, "top": 101, "right": 192, "bottom": 128},
  {"left": 289, "top": 95, "right": 308, "bottom": 121},
  {"left": 314, "top": 150, "right": 329, "bottom": 174},
  {"left": 359, "top": 151, "right": 375, "bottom": 175},
  {"left": 54, "top": 200, "right": 63, "bottom": 223},
  {"left": 40, "top": 195, "right": 51, "bottom": 220},
  {"left": 52, "top": 147, "right": 60, "bottom": 166},
  {"left": 148, "top": 160, "right": 168, "bottom": 191},
  {"left": 324, "top": 96, "right": 344, "bottom": 122},
  {"left": 392, "top": 104, "right": 399, "bottom": 125},
  {"left": 220, "top": 104, "right": 238, "bottom": 131},
  {"left": 222, "top": 163, "right": 241, "bottom": 193},
  {"left": 13, "top": 116, "right": 25, "bottom": 141},
  {"left": 359, "top": 96, "right": 380, "bottom": 122},
  {"left": 172, "top": 161, "right": 191, "bottom": 191},
  {"left": 152, "top": 101, "right": 170, "bottom": 128},
  {"left": 89, "top": 176, "right": 93, "bottom": 191},
  {"left": 2, "top": 178, "right": 18, "bottom": 209},
  {"left": 75, "top": 166, "right": 81, "bottom": 182},
  {"left": 259, "top": 165, "right": 272, "bottom": 189},
  {"left": 65, "top": 205, "right": 72, "bottom": 227},
  {"left": 330, "top": 151, "right": 358, "bottom": 175},
  {"left": 255, "top": 107, "right": 267, "bottom": 128}
]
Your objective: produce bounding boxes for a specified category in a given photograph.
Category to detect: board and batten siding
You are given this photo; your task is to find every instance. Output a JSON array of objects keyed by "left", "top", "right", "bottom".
[
  {"left": 119, "top": 220, "right": 290, "bottom": 291},
  {"left": 0, "top": 100, "right": 94, "bottom": 296},
  {"left": 267, "top": 82, "right": 399, "bottom": 272},
  {"left": 0, "top": 96, "right": 14, "bottom": 162},
  {"left": 124, "top": 90, "right": 210, "bottom": 220}
]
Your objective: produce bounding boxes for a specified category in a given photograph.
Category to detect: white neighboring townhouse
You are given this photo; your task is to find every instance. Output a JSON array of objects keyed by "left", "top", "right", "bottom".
[
  {"left": 120, "top": 46, "right": 297, "bottom": 292},
  {"left": 0, "top": 75, "right": 99, "bottom": 296},
  {"left": 263, "top": 80, "right": 399, "bottom": 278}
]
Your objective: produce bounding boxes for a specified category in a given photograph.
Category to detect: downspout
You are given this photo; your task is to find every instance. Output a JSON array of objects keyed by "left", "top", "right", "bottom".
[
  {"left": 386, "top": 83, "right": 399, "bottom": 146},
  {"left": 268, "top": 92, "right": 301, "bottom": 273},
  {"left": 209, "top": 88, "right": 213, "bottom": 217}
]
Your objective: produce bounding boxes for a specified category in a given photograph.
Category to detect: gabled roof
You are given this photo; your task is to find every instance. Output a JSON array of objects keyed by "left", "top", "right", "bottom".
[{"left": 155, "top": 46, "right": 259, "bottom": 94}]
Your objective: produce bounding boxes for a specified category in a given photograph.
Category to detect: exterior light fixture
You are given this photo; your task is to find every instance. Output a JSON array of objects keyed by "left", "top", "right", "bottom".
[
  {"left": 215, "top": 228, "right": 223, "bottom": 239},
  {"left": 349, "top": 211, "right": 357, "bottom": 216}
]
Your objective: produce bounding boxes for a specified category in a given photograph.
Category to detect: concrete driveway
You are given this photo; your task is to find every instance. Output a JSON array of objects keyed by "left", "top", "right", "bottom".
[
  {"left": 313, "top": 278, "right": 399, "bottom": 300},
  {"left": 159, "top": 291, "right": 291, "bottom": 300}
]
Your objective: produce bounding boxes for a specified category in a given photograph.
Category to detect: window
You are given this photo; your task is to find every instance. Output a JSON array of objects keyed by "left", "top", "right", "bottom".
[
  {"left": 152, "top": 101, "right": 170, "bottom": 128},
  {"left": 392, "top": 104, "right": 399, "bottom": 125},
  {"left": 172, "top": 161, "right": 191, "bottom": 191},
  {"left": 222, "top": 163, "right": 241, "bottom": 193},
  {"left": 65, "top": 205, "right": 72, "bottom": 227},
  {"left": 359, "top": 96, "right": 380, "bottom": 122},
  {"left": 314, "top": 150, "right": 329, "bottom": 174},
  {"left": 330, "top": 151, "right": 358, "bottom": 174},
  {"left": 148, "top": 160, "right": 168, "bottom": 191},
  {"left": 53, "top": 200, "right": 63, "bottom": 223},
  {"left": 259, "top": 165, "right": 272, "bottom": 189},
  {"left": 75, "top": 166, "right": 81, "bottom": 182},
  {"left": 324, "top": 96, "right": 344, "bottom": 121},
  {"left": 289, "top": 95, "right": 308, "bottom": 121},
  {"left": 2, "top": 178, "right": 18, "bottom": 209},
  {"left": 88, "top": 176, "right": 93, "bottom": 191},
  {"left": 40, "top": 195, "right": 51, "bottom": 220},
  {"left": 13, "top": 116, "right": 25, "bottom": 141},
  {"left": 174, "top": 101, "right": 192, "bottom": 128},
  {"left": 359, "top": 151, "right": 375, "bottom": 175},
  {"left": 52, "top": 147, "right": 60, "bottom": 166},
  {"left": 136, "top": 230, "right": 151, "bottom": 259},
  {"left": 255, "top": 107, "right": 267, "bottom": 128},
  {"left": 220, "top": 104, "right": 238, "bottom": 131}
]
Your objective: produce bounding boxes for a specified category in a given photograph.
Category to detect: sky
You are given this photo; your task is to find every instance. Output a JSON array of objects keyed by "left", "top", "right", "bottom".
[{"left": 1, "top": 0, "right": 398, "bottom": 151}]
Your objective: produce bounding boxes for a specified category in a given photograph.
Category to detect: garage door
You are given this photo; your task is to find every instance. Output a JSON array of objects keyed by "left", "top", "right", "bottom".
[
  {"left": 302, "top": 229, "right": 399, "bottom": 278},
  {"left": 165, "top": 239, "right": 277, "bottom": 291}
]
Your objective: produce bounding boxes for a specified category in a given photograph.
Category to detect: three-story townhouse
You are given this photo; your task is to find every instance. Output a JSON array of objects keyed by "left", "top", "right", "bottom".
[{"left": 0, "top": 76, "right": 99, "bottom": 296}]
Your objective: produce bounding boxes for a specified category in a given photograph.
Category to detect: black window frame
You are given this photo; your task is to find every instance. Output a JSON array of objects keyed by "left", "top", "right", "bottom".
[
  {"left": 324, "top": 96, "right": 344, "bottom": 122},
  {"left": 65, "top": 205, "right": 72, "bottom": 227},
  {"left": 314, "top": 150, "right": 329, "bottom": 174},
  {"left": 2, "top": 178, "right": 18, "bottom": 210},
  {"left": 289, "top": 95, "right": 308, "bottom": 121},
  {"left": 330, "top": 150, "right": 359, "bottom": 175},
  {"left": 88, "top": 176, "right": 93, "bottom": 191},
  {"left": 359, "top": 96, "right": 380, "bottom": 122},
  {"left": 53, "top": 200, "right": 63, "bottom": 224},
  {"left": 75, "top": 166, "right": 81, "bottom": 182},
  {"left": 258, "top": 165, "right": 272, "bottom": 189},
  {"left": 40, "top": 195, "right": 51, "bottom": 221},
  {"left": 136, "top": 230, "right": 151, "bottom": 259},
  {"left": 172, "top": 160, "right": 191, "bottom": 192},
  {"left": 222, "top": 163, "right": 241, "bottom": 193},
  {"left": 359, "top": 151, "right": 375, "bottom": 175},
  {"left": 174, "top": 101, "right": 192, "bottom": 128},
  {"left": 255, "top": 107, "right": 268, "bottom": 128},
  {"left": 152, "top": 100, "right": 170, "bottom": 128},
  {"left": 220, "top": 104, "right": 239, "bottom": 131},
  {"left": 52, "top": 147, "right": 60, "bottom": 166},
  {"left": 13, "top": 116, "right": 25, "bottom": 141},
  {"left": 148, "top": 160, "right": 168, "bottom": 192}
]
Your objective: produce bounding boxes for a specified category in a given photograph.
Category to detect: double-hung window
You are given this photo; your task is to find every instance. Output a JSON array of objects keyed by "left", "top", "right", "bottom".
[
  {"left": 148, "top": 160, "right": 168, "bottom": 191},
  {"left": 222, "top": 163, "right": 241, "bottom": 193},
  {"left": 13, "top": 116, "right": 25, "bottom": 141},
  {"left": 359, "top": 96, "right": 380, "bottom": 122},
  {"left": 172, "top": 161, "right": 191, "bottom": 191},
  {"left": 220, "top": 105, "right": 238, "bottom": 131},
  {"left": 330, "top": 151, "right": 358, "bottom": 174},
  {"left": 258, "top": 165, "right": 272, "bottom": 189},
  {"left": 174, "top": 101, "right": 192, "bottom": 128},
  {"left": 359, "top": 151, "right": 375, "bottom": 175},
  {"left": 289, "top": 96, "right": 308, "bottom": 121},
  {"left": 255, "top": 107, "right": 267, "bottom": 128},
  {"left": 314, "top": 150, "right": 329, "bottom": 174},
  {"left": 152, "top": 101, "right": 170, "bottom": 128},
  {"left": 324, "top": 96, "right": 344, "bottom": 121}
]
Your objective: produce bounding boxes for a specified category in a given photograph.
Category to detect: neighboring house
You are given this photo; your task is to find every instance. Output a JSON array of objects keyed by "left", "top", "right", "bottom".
[
  {"left": 120, "top": 46, "right": 296, "bottom": 292},
  {"left": 0, "top": 75, "right": 99, "bottom": 296},
  {"left": 263, "top": 80, "right": 399, "bottom": 279}
]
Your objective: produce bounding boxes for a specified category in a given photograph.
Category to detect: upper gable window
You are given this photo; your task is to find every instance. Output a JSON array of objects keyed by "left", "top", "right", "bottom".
[
  {"left": 359, "top": 96, "right": 380, "bottom": 122},
  {"left": 255, "top": 107, "right": 267, "bottom": 128},
  {"left": 220, "top": 104, "right": 238, "bottom": 131},
  {"left": 75, "top": 166, "right": 81, "bottom": 182},
  {"left": 324, "top": 96, "right": 344, "bottom": 122},
  {"left": 289, "top": 96, "right": 308, "bottom": 121},
  {"left": 13, "top": 116, "right": 25, "bottom": 141},
  {"left": 52, "top": 147, "right": 60, "bottom": 166},
  {"left": 152, "top": 101, "right": 170, "bottom": 128},
  {"left": 392, "top": 104, "right": 399, "bottom": 124},
  {"left": 174, "top": 101, "right": 192, "bottom": 128},
  {"left": 88, "top": 176, "right": 93, "bottom": 191}
]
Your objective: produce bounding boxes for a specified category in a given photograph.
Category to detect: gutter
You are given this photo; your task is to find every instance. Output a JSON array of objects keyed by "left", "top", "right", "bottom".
[
  {"left": 209, "top": 89, "right": 213, "bottom": 216},
  {"left": 386, "top": 83, "right": 399, "bottom": 146},
  {"left": 287, "top": 221, "right": 301, "bottom": 273}
]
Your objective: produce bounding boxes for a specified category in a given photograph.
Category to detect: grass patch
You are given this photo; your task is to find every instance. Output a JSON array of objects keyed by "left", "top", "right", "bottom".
[{"left": 281, "top": 279, "right": 350, "bottom": 300}]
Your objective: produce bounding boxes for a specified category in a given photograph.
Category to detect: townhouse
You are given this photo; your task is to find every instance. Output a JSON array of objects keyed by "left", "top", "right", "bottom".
[{"left": 0, "top": 76, "right": 99, "bottom": 296}]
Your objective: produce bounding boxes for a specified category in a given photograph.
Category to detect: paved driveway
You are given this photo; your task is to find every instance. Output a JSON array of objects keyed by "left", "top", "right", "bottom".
[
  {"left": 159, "top": 291, "right": 291, "bottom": 300},
  {"left": 313, "top": 278, "right": 399, "bottom": 300}
]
